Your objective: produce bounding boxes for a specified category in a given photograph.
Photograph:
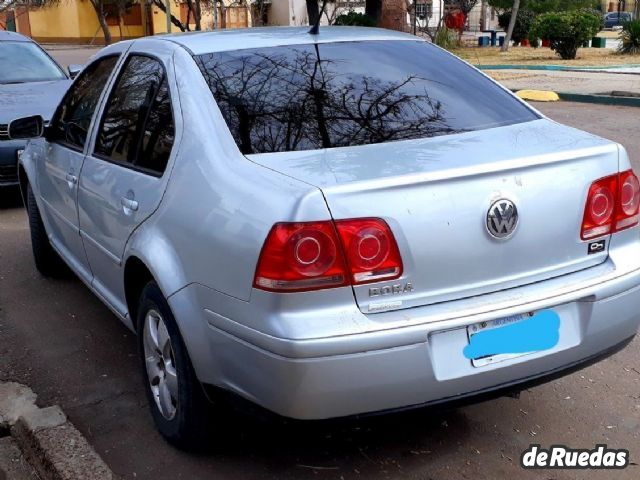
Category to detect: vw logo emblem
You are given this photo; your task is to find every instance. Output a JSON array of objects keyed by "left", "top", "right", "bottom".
[{"left": 487, "top": 199, "right": 518, "bottom": 239}]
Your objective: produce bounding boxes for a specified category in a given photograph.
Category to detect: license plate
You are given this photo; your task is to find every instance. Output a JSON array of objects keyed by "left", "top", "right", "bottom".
[{"left": 467, "top": 313, "right": 534, "bottom": 367}]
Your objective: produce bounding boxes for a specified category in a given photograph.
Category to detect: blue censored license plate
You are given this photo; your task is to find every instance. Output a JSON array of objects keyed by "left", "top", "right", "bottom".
[{"left": 465, "top": 310, "right": 561, "bottom": 367}]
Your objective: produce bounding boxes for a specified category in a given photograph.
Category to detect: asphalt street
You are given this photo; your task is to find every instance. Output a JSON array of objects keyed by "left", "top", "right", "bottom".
[{"left": 1, "top": 95, "right": 640, "bottom": 479}]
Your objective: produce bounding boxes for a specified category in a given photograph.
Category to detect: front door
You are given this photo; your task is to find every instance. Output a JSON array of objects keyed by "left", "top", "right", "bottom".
[
  {"left": 37, "top": 55, "right": 120, "bottom": 280},
  {"left": 78, "top": 51, "right": 177, "bottom": 315}
]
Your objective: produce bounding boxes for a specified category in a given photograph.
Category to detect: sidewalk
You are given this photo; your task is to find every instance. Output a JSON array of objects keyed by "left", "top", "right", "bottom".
[
  {"left": 0, "top": 382, "right": 114, "bottom": 480},
  {"left": 0, "top": 436, "right": 37, "bottom": 479},
  {"left": 489, "top": 69, "right": 640, "bottom": 104}
]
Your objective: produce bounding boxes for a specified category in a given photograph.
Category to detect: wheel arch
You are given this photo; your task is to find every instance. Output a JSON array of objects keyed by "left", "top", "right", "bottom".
[
  {"left": 123, "top": 256, "right": 156, "bottom": 331},
  {"left": 123, "top": 228, "right": 190, "bottom": 331}
]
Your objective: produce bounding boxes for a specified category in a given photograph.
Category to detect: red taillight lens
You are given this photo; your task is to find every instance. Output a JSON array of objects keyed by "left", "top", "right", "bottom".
[
  {"left": 253, "top": 218, "right": 403, "bottom": 292},
  {"left": 335, "top": 218, "right": 403, "bottom": 284},
  {"left": 581, "top": 174, "right": 617, "bottom": 240},
  {"left": 253, "top": 221, "right": 349, "bottom": 292},
  {"left": 616, "top": 170, "right": 640, "bottom": 231},
  {"left": 581, "top": 170, "right": 640, "bottom": 240}
]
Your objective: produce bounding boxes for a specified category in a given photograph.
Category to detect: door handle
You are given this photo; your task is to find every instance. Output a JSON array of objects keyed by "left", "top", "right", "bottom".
[
  {"left": 120, "top": 197, "right": 139, "bottom": 212},
  {"left": 65, "top": 173, "right": 77, "bottom": 188}
]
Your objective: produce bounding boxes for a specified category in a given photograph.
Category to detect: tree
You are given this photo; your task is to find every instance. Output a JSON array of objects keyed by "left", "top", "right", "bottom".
[
  {"left": 456, "top": 0, "right": 479, "bottom": 17},
  {"left": 88, "top": 0, "right": 112, "bottom": 44},
  {"left": 443, "top": 1, "right": 479, "bottom": 38},
  {"left": 365, "top": 0, "right": 382, "bottom": 24},
  {"left": 306, "top": 0, "right": 320, "bottom": 25},
  {"left": 488, "top": 0, "right": 599, "bottom": 14},
  {"left": 501, "top": 0, "right": 520, "bottom": 51},
  {"left": 529, "top": 9, "right": 601, "bottom": 59},
  {"left": 498, "top": 8, "right": 535, "bottom": 44}
]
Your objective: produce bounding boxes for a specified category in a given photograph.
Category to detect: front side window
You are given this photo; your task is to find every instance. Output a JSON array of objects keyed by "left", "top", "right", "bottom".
[
  {"left": 48, "top": 56, "right": 119, "bottom": 150},
  {"left": 196, "top": 41, "right": 539, "bottom": 154},
  {"left": 94, "top": 55, "right": 175, "bottom": 176},
  {"left": 0, "top": 41, "right": 66, "bottom": 84}
]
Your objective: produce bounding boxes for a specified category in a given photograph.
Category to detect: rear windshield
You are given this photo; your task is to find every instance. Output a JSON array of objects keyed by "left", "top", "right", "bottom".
[{"left": 196, "top": 40, "right": 538, "bottom": 154}]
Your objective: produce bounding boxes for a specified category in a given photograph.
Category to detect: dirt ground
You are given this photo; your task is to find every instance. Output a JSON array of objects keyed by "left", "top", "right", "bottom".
[{"left": 454, "top": 46, "right": 640, "bottom": 67}]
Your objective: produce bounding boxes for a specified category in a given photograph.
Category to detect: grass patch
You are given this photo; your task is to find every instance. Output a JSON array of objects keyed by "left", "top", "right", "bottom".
[{"left": 453, "top": 46, "right": 640, "bottom": 67}]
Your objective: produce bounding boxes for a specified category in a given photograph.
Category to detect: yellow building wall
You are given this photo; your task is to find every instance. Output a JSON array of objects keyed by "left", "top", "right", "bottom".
[
  {"left": 27, "top": 2, "right": 82, "bottom": 39},
  {"left": 27, "top": 0, "right": 145, "bottom": 43},
  {"left": 151, "top": 3, "right": 182, "bottom": 34},
  {"left": 22, "top": 0, "right": 251, "bottom": 43}
]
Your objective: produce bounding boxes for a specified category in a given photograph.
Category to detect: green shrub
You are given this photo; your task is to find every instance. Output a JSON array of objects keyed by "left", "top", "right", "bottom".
[
  {"left": 529, "top": 9, "right": 601, "bottom": 59},
  {"left": 498, "top": 9, "right": 536, "bottom": 45},
  {"left": 334, "top": 11, "right": 377, "bottom": 27},
  {"left": 618, "top": 20, "right": 640, "bottom": 55},
  {"left": 433, "top": 26, "right": 459, "bottom": 50}
]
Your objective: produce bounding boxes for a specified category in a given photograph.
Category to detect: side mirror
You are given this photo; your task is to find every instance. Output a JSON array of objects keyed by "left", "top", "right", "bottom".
[
  {"left": 8, "top": 115, "right": 44, "bottom": 140},
  {"left": 68, "top": 64, "right": 83, "bottom": 79}
]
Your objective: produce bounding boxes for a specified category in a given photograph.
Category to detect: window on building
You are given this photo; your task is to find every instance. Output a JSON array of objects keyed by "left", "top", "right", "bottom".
[{"left": 416, "top": 2, "right": 433, "bottom": 19}]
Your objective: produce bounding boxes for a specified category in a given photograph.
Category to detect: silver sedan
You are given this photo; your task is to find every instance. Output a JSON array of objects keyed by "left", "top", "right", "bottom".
[{"left": 9, "top": 27, "right": 640, "bottom": 448}]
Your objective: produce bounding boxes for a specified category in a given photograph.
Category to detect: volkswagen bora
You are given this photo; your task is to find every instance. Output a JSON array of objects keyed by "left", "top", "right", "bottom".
[{"left": 9, "top": 27, "right": 640, "bottom": 447}]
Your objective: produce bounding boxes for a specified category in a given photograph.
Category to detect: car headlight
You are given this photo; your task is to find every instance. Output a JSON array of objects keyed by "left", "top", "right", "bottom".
[{"left": 16, "top": 149, "right": 24, "bottom": 160}]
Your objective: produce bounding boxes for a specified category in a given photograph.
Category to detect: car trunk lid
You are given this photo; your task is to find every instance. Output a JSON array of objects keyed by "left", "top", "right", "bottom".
[{"left": 247, "top": 119, "right": 619, "bottom": 313}]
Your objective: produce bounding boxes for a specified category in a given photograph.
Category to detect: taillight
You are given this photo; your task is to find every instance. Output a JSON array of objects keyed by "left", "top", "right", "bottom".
[
  {"left": 334, "top": 218, "right": 403, "bottom": 284},
  {"left": 581, "top": 169, "right": 640, "bottom": 240},
  {"left": 616, "top": 170, "right": 640, "bottom": 231},
  {"left": 253, "top": 221, "right": 349, "bottom": 292},
  {"left": 581, "top": 174, "right": 617, "bottom": 240},
  {"left": 253, "top": 218, "right": 403, "bottom": 292}
]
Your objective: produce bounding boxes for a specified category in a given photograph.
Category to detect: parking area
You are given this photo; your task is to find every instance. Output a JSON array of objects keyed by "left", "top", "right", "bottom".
[{"left": 1, "top": 101, "right": 639, "bottom": 480}]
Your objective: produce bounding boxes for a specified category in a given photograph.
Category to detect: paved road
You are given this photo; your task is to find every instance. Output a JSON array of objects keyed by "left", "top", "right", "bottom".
[
  {"left": 45, "top": 46, "right": 101, "bottom": 71},
  {"left": 1, "top": 102, "right": 639, "bottom": 480},
  {"left": 495, "top": 69, "right": 640, "bottom": 95}
]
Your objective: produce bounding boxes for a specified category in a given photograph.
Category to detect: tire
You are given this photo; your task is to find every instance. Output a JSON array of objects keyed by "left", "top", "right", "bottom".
[
  {"left": 137, "top": 281, "right": 211, "bottom": 449},
  {"left": 26, "top": 183, "right": 69, "bottom": 277}
]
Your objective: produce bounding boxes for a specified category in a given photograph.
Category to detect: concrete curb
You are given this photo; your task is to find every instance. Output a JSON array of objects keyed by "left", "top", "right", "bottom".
[
  {"left": 509, "top": 89, "right": 640, "bottom": 108},
  {"left": 0, "top": 382, "right": 115, "bottom": 480},
  {"left": 556, "top": 92, "right": 640, "bottom": 108},
  {"left": 477, "top": 64, "right": 640, "bottom": 72}
]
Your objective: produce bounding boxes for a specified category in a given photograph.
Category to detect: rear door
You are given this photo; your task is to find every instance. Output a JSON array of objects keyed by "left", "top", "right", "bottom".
[
  {"left": 36, "top": 55, "right": 120, "bottom": 280},
  {"left": 78, "top": 46, "right": 178, "bottom": 315}
]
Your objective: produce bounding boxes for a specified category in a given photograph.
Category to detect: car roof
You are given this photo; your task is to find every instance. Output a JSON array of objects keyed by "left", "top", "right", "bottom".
[
  {"left": 0, "top": 30, "right": 32, "bottom": 42},
  {"left": 155, "top": 26, "right": 420, "bottom": 55}
]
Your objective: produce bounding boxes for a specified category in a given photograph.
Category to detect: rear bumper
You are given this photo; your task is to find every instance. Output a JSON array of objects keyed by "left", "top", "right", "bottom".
[{"left": 170, "top": 267, "right": 640, "bottom": 420}]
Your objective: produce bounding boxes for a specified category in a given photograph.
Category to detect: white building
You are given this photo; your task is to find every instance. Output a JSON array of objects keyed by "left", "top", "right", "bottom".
[
  {"left": 267, "top": 0, "right": 366, "bottom": 26},
  {"left": 265, "top": 0, "right": 498, "bottom": 32},
  {"left": 412, "top": 0, "right": 499, "bottom": 32}
]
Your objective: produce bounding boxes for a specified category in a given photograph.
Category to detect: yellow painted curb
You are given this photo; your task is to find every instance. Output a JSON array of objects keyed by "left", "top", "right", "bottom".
[{"left": 516, "top": 90, "right": 561, "bottom": 102}]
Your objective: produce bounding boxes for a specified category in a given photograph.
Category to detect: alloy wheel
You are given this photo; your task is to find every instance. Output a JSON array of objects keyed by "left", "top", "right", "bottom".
[{"left": 143, "top": 309, "right": 179, "bottom": 420}]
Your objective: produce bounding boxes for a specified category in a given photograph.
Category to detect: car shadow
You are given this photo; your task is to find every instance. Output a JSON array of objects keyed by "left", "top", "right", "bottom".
[
  {"left": 0, "top": 186, "right": 24, "bottom": 210},
  {"left": 189, "top": 398, "right": 475, "bottom": 470}
]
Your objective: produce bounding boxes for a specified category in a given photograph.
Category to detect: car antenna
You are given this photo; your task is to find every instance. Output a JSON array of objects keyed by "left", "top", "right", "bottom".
[{"left": 309, "top": 0, "right": 328, "bottom": 35}]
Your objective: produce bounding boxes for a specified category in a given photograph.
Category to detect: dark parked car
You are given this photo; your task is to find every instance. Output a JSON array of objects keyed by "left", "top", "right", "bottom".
[
  {"left": 603, "top": 11, "right": 633, "bottom": 28},
  {"left": 0, "top": 31, "right": 72, "bottom": 188}
]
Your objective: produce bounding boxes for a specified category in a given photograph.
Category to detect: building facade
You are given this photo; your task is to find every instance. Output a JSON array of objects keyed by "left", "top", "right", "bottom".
[{"left": 0, "top": 0, "right": 250, "bottom": 44}]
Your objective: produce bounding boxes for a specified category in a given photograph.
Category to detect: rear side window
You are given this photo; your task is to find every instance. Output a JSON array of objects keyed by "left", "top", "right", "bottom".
[
  {"left": 48, "top": 56, "right": 118, "bottom": 151},
  {"left": 196, "top": 40, "right": 538, "bottom": 154},
  {"left": 94, "top": 55, "right": 175, "bottom": 176}
]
